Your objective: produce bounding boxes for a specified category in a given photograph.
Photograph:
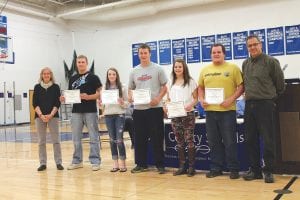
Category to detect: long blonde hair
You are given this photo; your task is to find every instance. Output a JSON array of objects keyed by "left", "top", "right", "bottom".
[{"left": 38, "top": 67, "right": 56, "bottom": 83}]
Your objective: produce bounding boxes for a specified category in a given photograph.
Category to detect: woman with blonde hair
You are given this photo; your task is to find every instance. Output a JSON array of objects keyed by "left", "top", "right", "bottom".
[{"left": 33, "top": 67, "right": 63, "bottom": 171}]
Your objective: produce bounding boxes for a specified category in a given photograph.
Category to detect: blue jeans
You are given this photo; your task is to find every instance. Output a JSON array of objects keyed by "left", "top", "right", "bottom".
[
  {"left": 206, "top": 111, "right": 239, "bottom": 171},
  {"left": 71, "top": 112, "right": 101, "bottom": 165},
  {"left": 105, "top": 114, "right": 126, "bottom": 160}
]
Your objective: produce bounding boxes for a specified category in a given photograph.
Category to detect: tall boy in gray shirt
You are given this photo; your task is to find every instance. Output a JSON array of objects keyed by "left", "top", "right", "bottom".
[{"left": 128, "top": 43, "right": 168, "bottom": 174}]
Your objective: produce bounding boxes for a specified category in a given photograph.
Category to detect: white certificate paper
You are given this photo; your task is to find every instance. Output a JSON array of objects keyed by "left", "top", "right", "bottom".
[
  {"left": 102, "top": 89, "right": 119, "bottom": 104},
  {"left": 205, "top": 88, "right": 224, "bottom": 104},
  {"left": 132, "top": 89, "right": 151, "bottom": 105},
  {"left": 166, "top": 101, "right": 187, "bottom": 118},
  {"left": 63, "top": 89, "right": 81, "bottom": 104}
]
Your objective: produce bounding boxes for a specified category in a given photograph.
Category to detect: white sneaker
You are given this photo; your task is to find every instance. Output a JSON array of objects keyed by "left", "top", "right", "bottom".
[
  {"left": 67, "top": 163, "right": 83, "bottom": 170},
  {"left": 91, "top": 164, "right": 100, "bottom": 171}
]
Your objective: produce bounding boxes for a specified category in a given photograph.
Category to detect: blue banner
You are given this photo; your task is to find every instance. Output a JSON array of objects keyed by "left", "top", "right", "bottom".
[
  {"left": 285, "top": 25, "right": 300, "bottom": 55},
  {"left": 201, "top": 35, "right": 215, "bottom": 62},
  {"left": 233, "top": 31, "right": 248, "bottom": 59},
  {"left": 132, "top": 43, "right": 141, "bottom": 67},
  {"left": 267, "top": 27, "right": 284, "bottom": 56},
  {"left": 172, "top": 38, "right": 186, "bottom": 61},
  {"left": 163, "top": 122, "right": 249, "bottom": 171},
  {"left": 0, "top": 16, "right": 7, "bottom": 35},
  {"left": 159, "top": 40, "right": 171, "bottom": 65},
  {"left": 0, "top": 15, "right": 8, "bottom": 59},
  {"left": 249, "top": 29, "right": 266, "bottom": 54},
  {"left": 186, "top": 37, "right": 200, "bottom": 63},
  {"left": 0, "top": 16, "right": 7, "bottom": 24},
  {"left": 216, "top": 33, "right": 232, "bottom": 60},
  {"left": 146, "top": 41, "right": 158, "bottom": 63}
]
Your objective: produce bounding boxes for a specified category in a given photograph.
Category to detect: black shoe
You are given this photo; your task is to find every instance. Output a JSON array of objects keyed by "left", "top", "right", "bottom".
[
  {"left": 157, "top": 167, "right": 166, "bottom": 174},
  {"left": 229, "top": 171, "right": 240, "bottom": 179},
  {"left": 37, "top": 165, "right": 47, "bottom": 171},
  {"left": 264, "top": 172, "right": 274, "bottom": 183},
  {"left": 187, "top": 167, "right": 195, "bottom": 177},
  {"left": 206, "top": 170, "right": 222, "bottom": 178},
  {"left": 131, "top": 166, "right": 148, "bottom": 173},
  {"left": 243, "top": 170, "right": 263, "bottom": 181},
  {"left": 173, "top": 168, "right": 187, "bottom": 176},
  {"left": 56, "top": 164, "right": 64, "bottom": 170}
]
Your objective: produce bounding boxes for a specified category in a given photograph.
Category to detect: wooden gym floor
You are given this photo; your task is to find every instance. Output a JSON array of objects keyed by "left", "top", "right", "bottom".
[{"left": 0, "top": 122, "right": 299, "bottom": 200}]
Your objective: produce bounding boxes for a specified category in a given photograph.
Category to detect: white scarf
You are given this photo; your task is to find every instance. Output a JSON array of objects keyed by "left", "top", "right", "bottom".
[{"left": 40, "top": 81, "right": 53, "bottom": 89}]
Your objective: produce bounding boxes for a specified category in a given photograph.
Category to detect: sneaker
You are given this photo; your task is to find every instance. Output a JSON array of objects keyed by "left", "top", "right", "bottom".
[
  {"left": 37, "top": 165, "right": 47, "bottom": 171},
  {"left": 243, "top": 170, "right": 263, "bottom": 181},
  {"left": 56, "top": 164, "right": 64, "bottom": 170},
  {"left": 206, "top": 170, "right": 223, "bottom": 178},
  {"left": 264, "top": 172, "right": 274, "bottom": 183},
  {"left": 91, "top": 164, "right": 100, "bottom": 171},
  {"left": 187, "top": 167, "right": 196, "bottom": 177},
  {"left": 229, "top": 171, "right": 240, "bottom": 179},
  {"left": 67, "top": 163, "right": 83, "bottom": 170},
  {"left": 131, "top": 166, "right": 148, "bottom": 173},
  {"left": 157, "top": 167, "right": 166, "bottom": 174}
]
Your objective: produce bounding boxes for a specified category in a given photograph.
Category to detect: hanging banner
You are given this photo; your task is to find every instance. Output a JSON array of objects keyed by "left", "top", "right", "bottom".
[
  {"left": 267, "top": 27, "right": 284, "bottom": 56},
  {"left": 159, "top": 39, "right": 171, "bottom": 65},
  {"left": 186, "top": 37, "right": 200, "bottom": 63},
  {"left": 132, "top": 43, "right": 141, "bottom": 67},
  {"left": 146, "top": 41, "right": 158, "bottom": 63},
  {"left": 201, "top": 35, "right": 215, "bottom": 62},
  {"left": 249, "top": 29, "right": 266, "bottom": 54},
  {"left": 233, "top": 31, "right": 248, "bottom": 59},
  {"left": 0, "top": 15, "right": 9, "bottom": 61},
  {"left": 285, "top": 24, "right": 300, "bottom": 55},
  {"left": 216, "top": 33, "right": 232, "bottom": 60},
  {"left": 172, "top": 38, "right": 186, "bottom": 61}
]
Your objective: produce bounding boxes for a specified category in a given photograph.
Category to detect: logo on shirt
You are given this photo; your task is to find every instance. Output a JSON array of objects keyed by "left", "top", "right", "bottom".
[
  {"left": 204, "top": 72, "right": 221, "bottom": 77},
  {"left": 223, "top": 72, "right": 230, "bottom": 77},
  {"left": 72, "top": 73, "right": 89, "bottom": 89},
  {"left": 137, "top": 74, "right": 152, "bottom": 81}
]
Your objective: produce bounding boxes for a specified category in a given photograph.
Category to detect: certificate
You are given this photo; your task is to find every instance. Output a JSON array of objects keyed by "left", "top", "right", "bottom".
[
  {"left": 63, "top": 89, "right": 81, "bottom": 104},
  {"left": 205, "top": 88, "right": 224, "bottom": 104},
  {"left": 102, "top": 89, "right": 119, "bottom": 104},
  {"left": 132, "top": 89, "right": 151, "bottom": 105},
  {"left": 166, "top": 101, "right": 187, "bottom": 118}
]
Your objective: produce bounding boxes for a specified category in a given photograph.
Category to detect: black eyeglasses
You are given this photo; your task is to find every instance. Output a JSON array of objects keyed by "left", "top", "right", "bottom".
[{"left": 247, "top": 42, "right": 260, "bottom": 48}]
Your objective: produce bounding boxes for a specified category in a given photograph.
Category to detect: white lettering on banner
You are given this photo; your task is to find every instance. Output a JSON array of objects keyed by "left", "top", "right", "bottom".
[{"left": 166, "top": 130, "right": 244, "bottom": 154}]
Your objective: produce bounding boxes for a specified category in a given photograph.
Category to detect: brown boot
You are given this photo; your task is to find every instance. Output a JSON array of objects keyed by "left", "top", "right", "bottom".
[{"left": 173, "top": 147, "right": 186, "bottom": 176}]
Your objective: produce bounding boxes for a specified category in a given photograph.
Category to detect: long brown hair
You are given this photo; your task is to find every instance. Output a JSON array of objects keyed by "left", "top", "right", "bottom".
[
  {"left": 171, "top": 58, "right": 191, "bottom": 87},
  {"left": 105, "top": 67, "right": 123, "bottom": 97}
]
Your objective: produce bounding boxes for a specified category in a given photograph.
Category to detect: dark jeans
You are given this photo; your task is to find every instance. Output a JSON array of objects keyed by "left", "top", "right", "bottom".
[
  {"left": 133, "top": 107, "right": 164, "bottom": 168},
  {"left": 124, "top": 117, "right": 134, "bottom": 146},
  {"left": 244, "top": 99, "right": 276, "bottom": 173},
  {"left": 206, "top": 111, "right": 239, "bottom": 172}
]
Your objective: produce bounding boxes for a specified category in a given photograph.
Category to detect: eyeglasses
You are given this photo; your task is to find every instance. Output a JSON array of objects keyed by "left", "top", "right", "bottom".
[{"left": 247, "top": 42, "right": 260, "bottom": 48}]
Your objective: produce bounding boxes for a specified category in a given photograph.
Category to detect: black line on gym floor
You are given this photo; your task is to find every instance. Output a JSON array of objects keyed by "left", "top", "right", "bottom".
[{"left": 273, "top": 176, "right": 298, "bottom": 200}]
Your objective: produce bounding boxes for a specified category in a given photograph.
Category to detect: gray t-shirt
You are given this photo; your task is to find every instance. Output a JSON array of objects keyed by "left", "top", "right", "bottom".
[{"left": 128, "top": 62, "right": 168, "bottom": 110}]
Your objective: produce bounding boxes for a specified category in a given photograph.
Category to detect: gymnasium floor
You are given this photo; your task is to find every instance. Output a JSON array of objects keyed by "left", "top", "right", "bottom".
[{"left": 0, "top": 122, "right": 299, "bottom": 200}]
